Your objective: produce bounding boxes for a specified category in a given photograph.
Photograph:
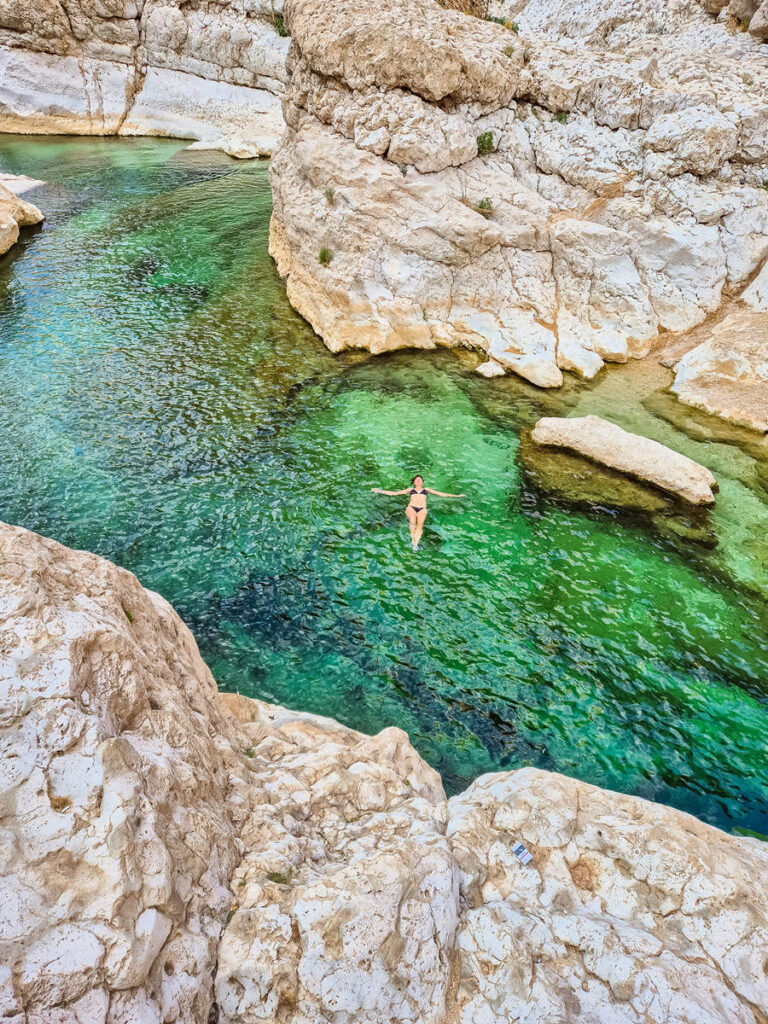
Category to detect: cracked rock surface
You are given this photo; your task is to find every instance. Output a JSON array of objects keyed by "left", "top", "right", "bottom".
[
  {"left": 2, "top": 521, "right": 768, "bottom": 1023},
  {"left": 0, "top": 0, "right": 289, "bottom": 155},
  {"left": 269, "top": 0, "right": 768, "bottom": 388}
]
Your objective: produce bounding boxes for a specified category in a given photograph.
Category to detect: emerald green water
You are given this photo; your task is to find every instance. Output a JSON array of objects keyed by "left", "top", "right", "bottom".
[{"left": 2, "top": 136, "right": 767, "bottom": 834}]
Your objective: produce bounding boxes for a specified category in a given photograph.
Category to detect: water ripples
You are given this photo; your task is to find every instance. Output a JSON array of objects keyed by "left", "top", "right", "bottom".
[{"left": 0, "top": 135, "right": 766, "bottom": 834}]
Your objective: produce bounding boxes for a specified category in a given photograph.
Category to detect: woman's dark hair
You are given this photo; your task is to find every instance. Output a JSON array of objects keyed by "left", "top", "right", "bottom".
[{"left": 411, "top": 474, "right": 423, "bottom": 485}]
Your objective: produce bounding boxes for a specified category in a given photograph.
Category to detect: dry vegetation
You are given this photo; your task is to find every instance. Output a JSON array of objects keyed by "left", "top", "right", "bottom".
[{"left": 438, "top": 0, "right": 490, "bottom": 18}]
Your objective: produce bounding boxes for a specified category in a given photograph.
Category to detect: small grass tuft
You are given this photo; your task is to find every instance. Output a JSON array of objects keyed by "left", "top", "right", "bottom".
[
  {"left": 476, "top": 197, "right": 493, "bottom": 217},
  {"left": 488, "top": 15, "right": 518, "bottom": 30},
  {"left": 318, "top": 247, "right": 333, "bottom": 265},
  {"left": 123, "top": 607, "right": 134, "bottom": 623},
  {"left": 553, "top": 111, "right": 569, "bottom": 124},
  {"left": 267, "top": 868, "right": 293, "bottom": 885},
  {"left": 503, "top": 44, "right": 516, "bottom": 57},
  {"left": 324, "top": 185, "right": 336, "bottom": 204},
  {"left": 476, "top": 131, "right": 495, "bottom": 156},
  {"left": 243, "top": 746, "right": 255, "bottom": 758},
  {"left": 273, "top": 13, "right": 289, "bottom": 36}
]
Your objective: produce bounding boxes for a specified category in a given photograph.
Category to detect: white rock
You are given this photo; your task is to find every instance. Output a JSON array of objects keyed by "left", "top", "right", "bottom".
[
  {"left": 0, "top": 48, "right": 131, "bottom": 135},
  {"left": 474, "top": 359, "right": 506, "bottom": 377},
  {"left": 0, "top": 181, "right": 43, "bottom": 257},
  {"left": 671, "top": 312, "right": 768, "bottom": 432},
  {"left": 530, "top": 414, "right": 718, "bottom": 502},
  {"left": 0, "top": 173, "right": 45, "bottom": 195},
  {"left": 741, "top": 261, "right": 768, "bottom": 311},
  {"left": 120, "top": 67, "right": 284, "bottom": 151},
  {"left": 0, "top": 0, "right": 289, "bottom": 146},
  {"left": 269, "top": 0, "right": 768, "bottom": 388},
  {"left": 448, "top": 768, "right": 768, "bottom": 1024},
  {"left": 646, "top": 106, "right": 739, "bottom": 177}
]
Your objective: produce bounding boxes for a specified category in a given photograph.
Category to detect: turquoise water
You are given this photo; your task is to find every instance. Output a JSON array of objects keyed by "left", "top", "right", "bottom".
[{"left": 1, "top": 135, "right": 767, "bottom": 834}]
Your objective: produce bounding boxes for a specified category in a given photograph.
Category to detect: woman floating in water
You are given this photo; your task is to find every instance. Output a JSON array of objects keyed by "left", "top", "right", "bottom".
[{"left": 372, "top": 474, "right": 465, "bottom": 552}]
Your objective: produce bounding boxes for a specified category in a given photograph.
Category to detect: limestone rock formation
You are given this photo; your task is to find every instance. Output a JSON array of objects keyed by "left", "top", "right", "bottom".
[
  {"left": 3, "top": 521, "right": 768, "bottom": 1024},
  {"left": 448, "top": 770, "right": 768, "bottom": 1024},
  {"left": 0, "top": 521, "right": 249, "bottom": 1022},
  {"left": 0, "top": 0, "right": 289, "bottom": 155},
  {"left": 670, "top": 312, "right": 768, "bottom": 431},
  {"left": 0, "top": 179, "right": 43, "bottom": 256},
  {"left": 531, "top": 415, "right": 718, "bottom": 503},
  {"left": 269, "top": 0, "right": 768, "bottom": 387}
]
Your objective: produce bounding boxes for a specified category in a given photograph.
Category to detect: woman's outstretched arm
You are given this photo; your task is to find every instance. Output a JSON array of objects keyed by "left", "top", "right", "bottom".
[
  {"left": 371, "top": 487, "right": 410, "bottom": 495},
  {"left": 426, "top": 488, "right": 465, "bottom": 497}
]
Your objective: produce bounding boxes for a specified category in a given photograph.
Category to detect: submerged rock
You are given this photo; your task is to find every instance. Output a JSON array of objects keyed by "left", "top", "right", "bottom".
[
  {"left": 531, "top": 415, "right": 718, "bottom": 503},
  {"left": 2, "top": 522, "right": 767, "bottom": 1024},
  {"left": 518, "top": 429, "right": 719, "bottom": 546},
  {"left": 269, "top": 0, "right": 768, "bottom": 387},
  {"left": 0, "top": 180, "right": 43, "bottom": 256},
  {"left": 671, "top": 312, "right": 768, "bottom": 433}
]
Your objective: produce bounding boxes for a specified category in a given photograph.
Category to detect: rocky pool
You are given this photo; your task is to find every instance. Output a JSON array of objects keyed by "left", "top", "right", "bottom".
[{"left": 1, "top": 135, "right": 766, "bottom": 834}]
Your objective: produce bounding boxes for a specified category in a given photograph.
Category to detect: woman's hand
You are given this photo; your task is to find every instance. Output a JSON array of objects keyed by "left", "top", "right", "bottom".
[{"left": 371, "top": 487, "right": 381, "bottom": 493}]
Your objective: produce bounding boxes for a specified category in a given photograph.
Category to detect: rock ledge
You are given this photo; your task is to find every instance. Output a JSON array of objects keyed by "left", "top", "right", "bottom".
[{"left": 2, "top": 521, "right": 765, "bottom": 1024}]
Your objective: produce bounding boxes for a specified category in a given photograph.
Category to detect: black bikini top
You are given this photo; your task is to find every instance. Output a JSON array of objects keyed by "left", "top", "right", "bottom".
[{"left": 410, "top": 488, "right": 427, "bottom": 495}]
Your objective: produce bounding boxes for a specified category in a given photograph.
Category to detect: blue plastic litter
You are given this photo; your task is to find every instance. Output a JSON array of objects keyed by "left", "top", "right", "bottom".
[{"left": 512, "top": 841, "right": 532, "bottom": 865}]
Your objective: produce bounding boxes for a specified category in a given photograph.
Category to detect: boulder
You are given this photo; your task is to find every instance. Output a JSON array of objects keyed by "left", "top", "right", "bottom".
[
  {"left": 750, "top": 0, "right": 768, "bottom": 37},
  {"left": 0, "top": 180, "right": 43, "bottom": 256},
  {"left": 530, "top": 415, "right": 718, "bottom": 502}
]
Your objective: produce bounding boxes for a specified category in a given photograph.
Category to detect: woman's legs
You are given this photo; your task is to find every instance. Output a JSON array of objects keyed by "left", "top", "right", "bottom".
[
  {"left": 413, "top": 509, "right": 427, "bottom": 548},
  {"left": 405, "top": 507, "right": 418, "bottom": 546}
]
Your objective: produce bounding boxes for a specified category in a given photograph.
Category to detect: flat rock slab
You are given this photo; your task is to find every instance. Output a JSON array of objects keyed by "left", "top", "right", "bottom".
[
  {"left": 531, "top": 415, "right": 717, "bottom": 504},
  {"left": 0, "top": 172, "right": 45, "bottom": 194},
  {"left": 671, "top": 311, "right": 768, "bottom": 433}
]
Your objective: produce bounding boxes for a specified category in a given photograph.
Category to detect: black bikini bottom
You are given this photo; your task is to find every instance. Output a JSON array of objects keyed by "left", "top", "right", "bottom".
[{"left": 409, "top": 507, "right": 425, "bottom": 514}]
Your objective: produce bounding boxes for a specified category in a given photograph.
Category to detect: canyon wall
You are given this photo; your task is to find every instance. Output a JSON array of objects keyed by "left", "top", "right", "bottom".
[
  {"left": 269, "top": 0, "right": 768, "bottom": 391},
  {"left": 0, "top": 0, "right": 289, "bottom": 156},
  {"left": 2, "top": 520, "right": 768, "bottom": 1023}
]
